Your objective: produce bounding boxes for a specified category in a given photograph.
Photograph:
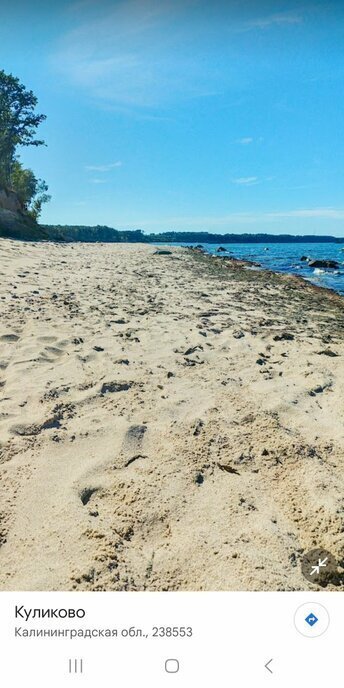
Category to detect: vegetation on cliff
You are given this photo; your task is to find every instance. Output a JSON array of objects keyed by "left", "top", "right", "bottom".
[{"left": 0, "top": 69, "right": 50, "bottom": 237}]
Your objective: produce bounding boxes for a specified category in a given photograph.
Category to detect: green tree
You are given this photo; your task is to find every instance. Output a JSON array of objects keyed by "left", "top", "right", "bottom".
[
  {"left": 29, "top": 179, "right": 51, "bottom": 221},
  {"left": 11, "top": 160, "right": 51, "bottom": 221},
  {"left": 0, "top": 70, "right": 46, "bottom": 187},
  {"left": 11, "top": 160, "right": 37, "bottom": 206}
]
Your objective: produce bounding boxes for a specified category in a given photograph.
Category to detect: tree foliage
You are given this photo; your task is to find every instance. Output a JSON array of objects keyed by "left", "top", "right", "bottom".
[
  {"left": 11, "top": 161, "right": 51, "bottom": 221},
  {"left": 0, "top": 70, "right": 46, "bottom": 185},
  {"left": 0, "top": 70, "right": 49, "bottom": 219},
  {"left": 40, "top": 226, "right": 344, "bottom": 244}
]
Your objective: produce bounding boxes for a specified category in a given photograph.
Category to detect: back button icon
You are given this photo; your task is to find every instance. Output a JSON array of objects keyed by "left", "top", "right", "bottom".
[{"left": 264, "top": 658, "right": 274, "bottom": 674}]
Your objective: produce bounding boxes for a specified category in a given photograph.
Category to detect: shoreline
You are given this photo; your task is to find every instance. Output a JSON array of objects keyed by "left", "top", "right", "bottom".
[
  {"left": 0, "top": 239, "right": 343, "bottom": 591},
  {"left": 3, "top": 234, "right": 344, "bottom": 296},
  {"left": 188, "top": 245, "right": 344, "bottom": 299},
  {"left": 188, "top": 245, "right": 344, "bottom": 305}
]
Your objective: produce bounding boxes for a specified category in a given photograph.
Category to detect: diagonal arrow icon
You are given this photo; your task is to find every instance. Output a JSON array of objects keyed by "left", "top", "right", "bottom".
[
  {"left": 265, "top": 659, "right": 273, "bottom": 674},
  {"left": 310, "top": 557, "right": 328, "bottom": 576}
]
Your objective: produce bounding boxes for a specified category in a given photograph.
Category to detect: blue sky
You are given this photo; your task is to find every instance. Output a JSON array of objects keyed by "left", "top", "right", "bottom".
[{"left": 1, "top": 0, "right": 344, "bottom": 235}]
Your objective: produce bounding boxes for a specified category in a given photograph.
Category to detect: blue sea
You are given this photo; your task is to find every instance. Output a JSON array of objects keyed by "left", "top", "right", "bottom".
[{"left": 173, "top": 242, "right": 344, "bottom": 296}]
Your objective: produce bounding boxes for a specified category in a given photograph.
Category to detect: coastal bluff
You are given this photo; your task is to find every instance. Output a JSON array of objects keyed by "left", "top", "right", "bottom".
[{"left": 0, "top": 187, "right": 47, "bottom": 241}]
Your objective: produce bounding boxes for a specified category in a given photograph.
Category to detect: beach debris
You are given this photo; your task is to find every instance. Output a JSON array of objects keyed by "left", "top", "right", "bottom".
[
  {"left": 273, "top": 332, "right": 295, "bottom": 341},
  {"left": 183, "top": 357, "right": 204, "bottom": 366},
  {"left": 217, "top": 462, "right": 240, "bottom": 475},
  {"left": 167, "top": 371, "right": 175, "bottom": 378},
  {"left": 308, "top": 259, "right": 339, "bottom": 269},
  {"left": 239, "top": 497, "right": 257, "bottom": 510},
  {"left": 316, "top": 349, "right": 339, "bottom": 357},
  {"left": 195, "top": 472, "right": 204, "bottom": 485},
  {"left": 184, "top": 345, "right": 203, "bottom": 356},
  {"left": 80, "top": 487, "right": 98, "bottom": 506},
  {"left": 235, "top": 449, "right": 254, "bottom": 464},
  {"left": 124, "top": 329, "right": 140, "bottom": 342},
  {"left": 259, "top": 318, "right": 275, "bottom": 327},
  {"left": 193, "top": 419, "right": 204, "bottom": 436},
  {"left": 52, "top": 434, "right": 61, "bottom": 442},
  {"left": 100, "top": 381, "right": 132, "bottom": 394},
  {"left": 153, "top": 249, "right": 172, "bottom": 255},
  {"left": 309, "top": 382, "right": 332, "bottom": 396},
  {"left": 217, "top": 246, "right": 227, "bottom": 252},
  {"left": 124, "top": 454, "right": 146, "bottom": 468},
  {"left": 233, "top": 330, "right": 245, "bottom": 339},
  {"left": 93, "top": 345, "right": 104, "bottom": 352}
]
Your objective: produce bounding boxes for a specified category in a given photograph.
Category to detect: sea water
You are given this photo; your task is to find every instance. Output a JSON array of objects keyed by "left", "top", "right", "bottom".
[{"left": 173, "top": 242, "right": 344, "bottom": 296}]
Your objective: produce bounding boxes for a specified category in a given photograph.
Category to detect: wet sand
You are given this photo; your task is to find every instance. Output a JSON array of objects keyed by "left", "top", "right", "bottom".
[{"left": 0, "top": 239, "right": 343, "bottom": 590}]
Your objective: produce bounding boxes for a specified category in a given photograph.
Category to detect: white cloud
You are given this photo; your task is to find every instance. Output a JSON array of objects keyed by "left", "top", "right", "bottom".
[
  {"left": 133, "top": 207, "right": 344, "bottom": 228},
  {"left": 267, "top": 207, "right": 344, "bottom": 219},
  {"left": 86, "top": 161, "right": 122, "bottom": 172},
  {"left": 237, "top": 137, "right": 254, "bottom": 145},
  {"left": 51, "top": 3, "right": 307, "bottom": 111},
  {"left": 232, "top": 176, "right": 259, "bottom": 186},
  {"left": 52, "top": 0, "right": 232, "bottom": 108},
  {"left": 90, "top": 178, "right": 107, "bottom": 184},
  {"left": 245, "top": 12, "right": 303, "bottom": 30}
]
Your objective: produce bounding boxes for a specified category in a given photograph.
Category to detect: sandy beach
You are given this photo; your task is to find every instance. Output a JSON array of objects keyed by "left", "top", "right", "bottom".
[{"left": 0, "top": 239, "right": 343, "bottom": 591}]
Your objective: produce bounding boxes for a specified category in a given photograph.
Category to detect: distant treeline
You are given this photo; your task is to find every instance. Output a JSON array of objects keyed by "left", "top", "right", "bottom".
[
  {"left": 43, "top": 225, "right": 344, "bottom": 244},
  {"left": 43, "top": 225, "right": 145, "bottom": 243}
]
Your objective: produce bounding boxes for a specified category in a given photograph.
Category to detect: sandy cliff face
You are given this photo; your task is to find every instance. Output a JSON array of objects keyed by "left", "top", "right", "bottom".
[
  {"left": 0, "top": 188, "right": 22, "bottom": 213},
  {"left": 0, "top": 187, "right": 46, "bottom": 241},
  {"left": 0, "top": 208, "right": 47, "bottom": 240}
]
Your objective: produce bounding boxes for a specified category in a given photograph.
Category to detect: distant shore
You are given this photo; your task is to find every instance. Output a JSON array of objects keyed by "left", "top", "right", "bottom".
[
  {"left": 0, "top": 239, "right": 343, "bottom": 591},
  {"left": 41, "top": 225, "right": 344, "bottom": 244},
  {"left": 2, "top": 209, "right": 344, "bottom": 244}
]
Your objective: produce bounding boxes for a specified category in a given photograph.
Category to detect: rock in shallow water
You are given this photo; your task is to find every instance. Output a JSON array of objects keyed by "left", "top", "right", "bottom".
[{"left": 308, "top": 259, "right": 339, "bottom": 269}]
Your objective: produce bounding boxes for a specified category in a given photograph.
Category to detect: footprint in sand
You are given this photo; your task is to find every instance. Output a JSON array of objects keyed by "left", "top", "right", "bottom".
[
  {"left": 37, "top": 336, "right": 58, "bottom": 343},
  {"left": 0, "top": 334, "right": 20, "bottom": 342},
  {"left": 44, "top": 346, "right": 65, "bottom": 357},
  {"left": 37, "top": 344, "right": 68, "bottom": 363},
  {"left": 121, "top": 425, "right": 148, "bottom": 469}
]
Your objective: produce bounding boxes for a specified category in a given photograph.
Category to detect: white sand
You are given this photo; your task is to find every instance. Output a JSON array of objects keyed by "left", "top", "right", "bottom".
[{"left": 0, "top": 239, "right": 343, "bottom": 590}]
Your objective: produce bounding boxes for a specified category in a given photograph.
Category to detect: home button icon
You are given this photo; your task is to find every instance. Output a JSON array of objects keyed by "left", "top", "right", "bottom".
[{"left": 165, "top": 658, "right": 179, "bottom": 673}]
